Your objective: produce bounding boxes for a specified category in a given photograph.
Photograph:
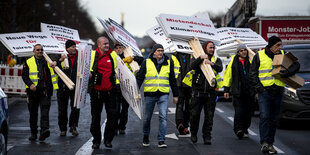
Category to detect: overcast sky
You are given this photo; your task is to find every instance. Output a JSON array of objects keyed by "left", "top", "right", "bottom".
[{"left": 79, "top": 0, "right": 310, "bottom": 37}]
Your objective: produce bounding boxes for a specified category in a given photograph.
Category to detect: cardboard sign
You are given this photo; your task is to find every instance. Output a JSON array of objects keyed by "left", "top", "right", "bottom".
[
  {"left": 0, "top": 32, "right": 66, "bottom": 57},
  {"left": 217, "top": 27, "right": 266, "bottom": 44},
  {"left": 41, "top": 23, "right": 80, "bottom": 44},
  {"left": 74, "top": 43, "right": 91, "bottom": 108},
  {"left": 116, "top": 56, "right": 142, "bottom": 119},
  {"left": 157, "top": 13, "right": 220, "bottom": 45},
  {"left": 146, "top": 25, "right": 174, "bottom": 50},
  {"left": 97, "top": 17, "right": 142, "bottom": 57}
]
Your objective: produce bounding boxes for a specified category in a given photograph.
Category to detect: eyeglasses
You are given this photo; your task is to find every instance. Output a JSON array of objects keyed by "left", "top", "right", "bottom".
[{"left": 36, "top": 49, "right": 43, "bottom": 51}]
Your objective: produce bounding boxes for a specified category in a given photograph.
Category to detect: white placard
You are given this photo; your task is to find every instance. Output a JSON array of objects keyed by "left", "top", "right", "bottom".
[
  {"left": 0, "top": 32, "right": 66, "bottom": 57},
  {"left": 157, "top": 13, "right": 220, "bottom": 45},
  {"left": 116, "top": 56, "right": 142, "bottom": 119},
  {"left": 217, "top": 27, "right": 266, "bottom": 44},
  {"left": 146, "top": 25, "right": 173, "bottom": 50},
  {"left": 41, "top": 23, "right": 80, "bottom": 44},
  {"left": 97, "top": 17, "right": 117, "bottom": 43},
  {"left": 74, "top": 43, "right": 91, "bottom": 108}
]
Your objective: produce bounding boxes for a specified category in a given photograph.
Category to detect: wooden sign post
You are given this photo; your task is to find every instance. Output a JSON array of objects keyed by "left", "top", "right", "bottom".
[
  {"left": 43, "top": 52, "right": 75, "bottom": 90},
  {"left": 123, "top": 46, "right": 140, "bottom": 73},
  {"left": 188, "top": 37, "right": 216, "bottom": 87}
]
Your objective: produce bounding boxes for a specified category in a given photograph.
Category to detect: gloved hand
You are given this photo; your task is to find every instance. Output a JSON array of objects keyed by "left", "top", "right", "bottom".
[
  {"left": 123, "top": 56, "right": 133, "bottom": 63},
  {"left": 280, "top": 69, "right": 290, "bottom": 78}
]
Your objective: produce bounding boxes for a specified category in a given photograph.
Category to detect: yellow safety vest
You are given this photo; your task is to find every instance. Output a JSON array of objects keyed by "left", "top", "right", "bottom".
[
  {"left": 258, "top": 49, "right": 285, "bottom": 87},
  {"left": 144, "top": 58, "right": 170, "bottom": 93},
  {"left": 182, "top": 56, "right": 223, "bottom": 88},
  {"left": 171, "top": 55, "right": 180, "bottom": 79},
  {"left": 26, "top": 56, "right": 58, "bottom": 90},
  {"left": 90, "top": 50, "right": 96, "bottom": 72},
  {"left": 223, "top": 55, "right": 252, "bottom": 87}
]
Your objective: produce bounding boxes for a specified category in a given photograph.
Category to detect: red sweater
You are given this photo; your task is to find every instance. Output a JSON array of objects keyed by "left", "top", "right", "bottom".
[{"left": 94, "top": 48, "right": 115, "bottom": 91}]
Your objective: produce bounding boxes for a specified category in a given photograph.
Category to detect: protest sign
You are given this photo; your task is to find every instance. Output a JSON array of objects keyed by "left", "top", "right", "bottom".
[
  {"left": 74, "top": 43, "right": 91, "bottom": 108},
  {"left": 41, "top": 23, "right": 80, "bottom": 44},
  {"left": 157, "top": 13, "right": 220, "bottom": 45},
  {"left": 146, "top": 25, "right": 174, "bottom": 50},
  {"left": 97, "top": 17, "right": 117, "bottom": 43},
  {"left": 116, "top": 56, "right": 142, "bottom": 119},
  {"left": 0, "top": 32, "right": 66, "bottom": 57}
]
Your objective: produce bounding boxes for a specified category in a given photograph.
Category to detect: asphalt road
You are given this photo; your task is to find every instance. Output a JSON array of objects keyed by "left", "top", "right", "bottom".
[{"left": 6, "top": 94, "right": 310, "bottom": 155}]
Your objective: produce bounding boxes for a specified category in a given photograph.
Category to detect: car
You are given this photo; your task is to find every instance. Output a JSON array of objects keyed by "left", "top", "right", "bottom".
[
  {"left": 278, "top": 44, "right": 310, "bottom": 125},
  {"left": 0, "top": 88, "right": 9, "bottom": 154}
]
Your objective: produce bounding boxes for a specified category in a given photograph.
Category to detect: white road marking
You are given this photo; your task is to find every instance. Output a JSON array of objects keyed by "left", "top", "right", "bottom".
[
  {"left": 216, "top": 108, "right": 224, "bottom": 113},
  {"left": 168, "top": 108, "right": 176, "bottom": 114},
  {"left": 274, "top": 145, "right": 285, "bottom": 154},
  {"left": 9, "top": 127, "right": 30, "bottom": 130},
  {"left": 165, "top": 133, "right": 178, "bottom": 140},
  {"left": 227, "top": 117, "right": 257, "bottom": 136},
  {"left": 75, "top": 119, "right": 107, "bottom": 155}
]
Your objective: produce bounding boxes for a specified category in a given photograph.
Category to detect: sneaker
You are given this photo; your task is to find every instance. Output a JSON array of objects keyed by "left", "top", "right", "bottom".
[
  {"left": 60, "top": 131, "right": 66, "bottom": 137},
  {"left": 158, "top": 141, "right": 167, "bottom": 148},
  {"left": 28, "top": 133, "right": 37, "bottom": 141},
  {"left": 184, "top": 128, "right": 190, "bottom": 135},
  {"left": 119, "top": 129, "right": 125, "bottom": 135},
  {"left": 142, "top": 135, "right": 150, "bottom": 147},
  {"left": 39, "top": 129, "right": 50, "bottom": 141},
  {"left": 243, "top": 133, "right": 249, "bottom": 138},
  {"left": 236, "top": 130, "right": 244, "bottom": 139},
  {"left": 92, "top": 143, "right": 100, "bottom": 149},
  {"left": 203, "top": 137, "right": 211, "bottom": 145},
  {"left": 191, "top": 134, "right": 197, "bottom": 143},
  {"left": 261, "top": 142, "right": 269, "bottom": 154},
  {"left": 268, "top": 145, "right": 278, "bottom": 154},
  {"left": 178, "top": 124, "right": 186, "bottom": 135},
  {"left": 69, "top": 127, "right": 79, "bottom": 136},
  {"left": 104, "top": 141, "right": 112, "bottom": 148}
]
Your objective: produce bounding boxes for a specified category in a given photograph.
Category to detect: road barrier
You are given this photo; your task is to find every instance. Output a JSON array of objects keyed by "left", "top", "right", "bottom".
[{"left": 0, "top": 64, "right": 26, "bottom": 95}]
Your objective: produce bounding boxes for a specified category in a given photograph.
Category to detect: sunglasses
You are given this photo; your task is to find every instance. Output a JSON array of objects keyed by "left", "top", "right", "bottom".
[{"left": 36, "top": 49, "right": 43, "bottom": 51}]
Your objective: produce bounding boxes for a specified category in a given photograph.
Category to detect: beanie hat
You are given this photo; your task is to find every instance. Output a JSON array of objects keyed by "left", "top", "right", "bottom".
[
  {"left": 237, "top": 44, "right": 247, "bottom": 52},
  {"left": 65, "top": 40, "right": 76, "bottom": 49},
  {"left": 152, "top": 44, "right": 164, "bottom": 53},
  {"left": 203, "top": 41, "right": 214, "bottom": 50},
  {"left": 267, "top": 36, "right": 281, "bottom": 48}
]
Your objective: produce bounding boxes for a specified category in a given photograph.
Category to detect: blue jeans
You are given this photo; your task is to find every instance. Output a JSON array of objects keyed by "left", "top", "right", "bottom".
[
  {"left": 258, "top": 90, "right": 283, "bottom": 144},
  {"left": 143, "top": 94, "right": 169, "bottom": 142}
]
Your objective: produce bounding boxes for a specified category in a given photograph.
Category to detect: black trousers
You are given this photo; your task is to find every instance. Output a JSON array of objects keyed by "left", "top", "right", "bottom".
[
  {"left": 27, "top": 93, "right": 51, "bottom": 134},
  {"left": 57, "top": 89, "right": 80, "bottom": 131},
  {"left": 116, "top": 86, "right": 129, "bottom": 130},
  {"left": 190, "top": 90, "right": 217, "bottom": 139},
  {"left": 90, "top": 88, "right": 119, "bottom": 144},
  {"left": 232, "top": 94, "right": 253, "bottom": 134},
  {"left": 175, "top": 87, "right": 191, "bottom": 128}
]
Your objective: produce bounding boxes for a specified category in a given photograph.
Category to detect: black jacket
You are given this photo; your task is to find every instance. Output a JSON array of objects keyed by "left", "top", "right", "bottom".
[
  {"left": 224, "top": 55, "right": 254, "bottom": 97},
  {"left": 57, "top": 52, "right": 78, "bottom": 92},
  {"left": 22, "top": 57, "right": 53, "bottom": 97},
  {"left": 173, "top": 52, "right": 192, "bottom": 87},
  {"left": 249, "top": 46, "right": 300, "bottom": 94},
  {"left": 190, "top": 56, "right": 223, "bottom": 93},
  {"left": 135, "top": 53, "right": 178, "bottom": 97}
]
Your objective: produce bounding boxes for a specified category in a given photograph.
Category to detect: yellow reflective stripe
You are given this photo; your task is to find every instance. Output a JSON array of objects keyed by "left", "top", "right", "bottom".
[
  {"left": 31, "top": 79, "right": 38, "bottom": 82},
  {"left": 29, "top": 72, "right": 38, "bottom": 75},
  {"left": 259, "top": 76, "right": 274, "bottom": 81},
  {"left": 174, "top": 66, "right": 180, "bottom": 70},
  {"left": 259, "top": 69, "right": 273, "bottom": 74},
  {"left": 217, "top": 78, "right": 223, "bottom": 82},
  {"left": 51, "top": 74, "right": 56, "bottom": 78},
  {"left": 145, "top": 77, "right": 169, "bottom": 80},
  {"left": 144, "top": 84, "right": 170, "bottom": 87}
]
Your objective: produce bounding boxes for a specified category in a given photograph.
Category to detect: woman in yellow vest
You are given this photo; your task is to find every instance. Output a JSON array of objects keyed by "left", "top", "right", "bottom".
[
  {"left": 22, "top": 44, "right": 58, "bottom": 141},
  {"left": 249, "top": 36, "right": 300, "bottom": 154},
  {"left": 223, "top": 44, "right": 254, "bottom": 140},
  {"left": 136, "top": 44, "right": 178, "bottom": 148}
]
